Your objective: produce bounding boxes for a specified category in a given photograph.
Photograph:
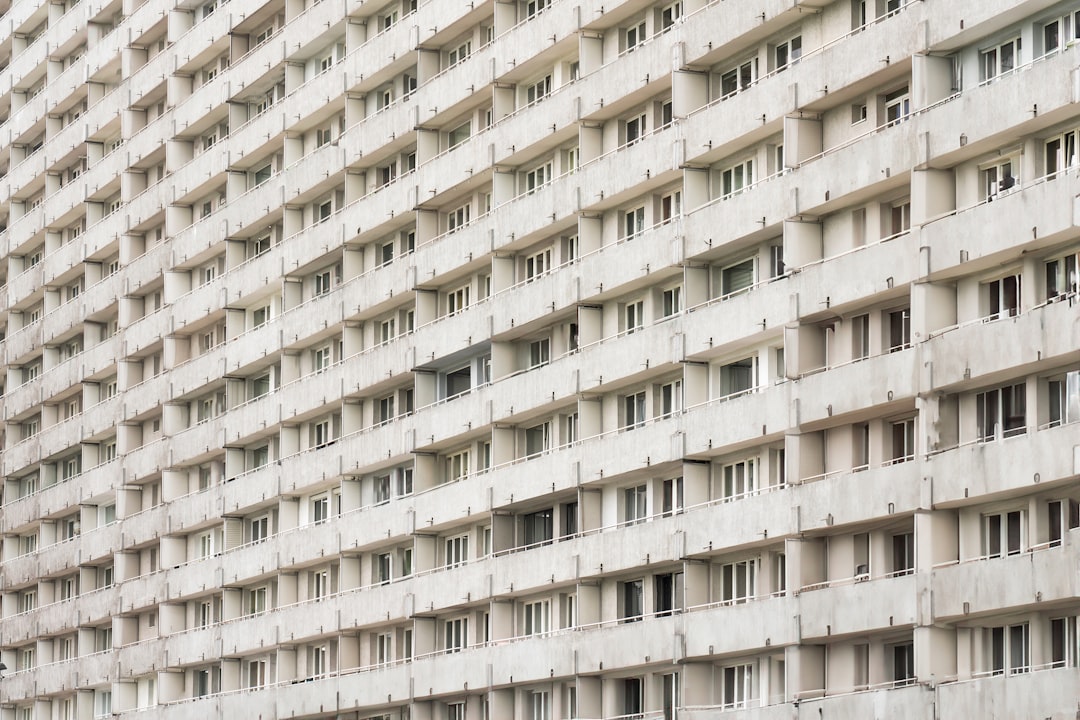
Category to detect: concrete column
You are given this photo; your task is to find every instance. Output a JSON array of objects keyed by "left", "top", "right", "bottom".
[
  {"left": 783, "top": 219, "right": 822, "bottom": 270},
  {"left": 915, "top": 626, "right": 956, "bottom": 682},
  {"left": 672, "top": 70, "right": 707, "bottom": 117},
  {"left": 911, "top": 168, "right": 956, "bottom": 225},
  {"left": 783, "top": 116, "right": 822, "bottom": 167}
]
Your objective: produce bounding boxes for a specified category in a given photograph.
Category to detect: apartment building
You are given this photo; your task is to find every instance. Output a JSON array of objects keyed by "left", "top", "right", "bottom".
[{"left": 0, "top": 0, "right": 1078, "bottom": 717}]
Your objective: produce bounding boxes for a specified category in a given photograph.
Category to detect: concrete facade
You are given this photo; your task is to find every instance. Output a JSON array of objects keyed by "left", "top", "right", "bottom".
[{"left": 0, "top": 0, "right": 1079, "bottom": 717}]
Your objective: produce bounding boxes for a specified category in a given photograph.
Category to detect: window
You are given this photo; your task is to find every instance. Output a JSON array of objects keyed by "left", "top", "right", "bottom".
[
  {"left": 448, "top": 40, "right": 471, "bottom": 67},
  {"left": 984, "top": 273, "right": 1021, "bottom": 320},
  {"left": 1049, "top": 370, "right": 1080, "bottom": 427},
  {"left": 625, "top": 20, "right": 647, "bottom": 51},
  {"left": 983, "top": 158, "right": 1019, "bottom": 200},
  {"left": 252, "top": 304, "right": 270, "bottom": 328},
  {"left": 1043, "top": 11, "right": 1080, "bottom": 55},
  {"left": 722, "top": 663, "right": 754, "bottom": 709},
  {"left": 892, "top": 532, "right": 914, "bottom": 575},
  {"left": 662, "top": 477, "right": 683, "bottom": 516},
  {"left": 524, "top": 161, "right": 552, "bottom": 194},
  {"left": 654, "top": 571, "right": 682, "bottom": 616},
  {"left": 317, "top": 199, "right": 333, "bottom": 222},
  {"left": 445, "top": 534, "right": 469, "bottom": 567},
  {"left": 621, "top": 579, "right": 644, "bottom": 621},
  {"left": 721, "top": 459, "right": 757, "bottom": 500},
  {"left": 253, "top": 24, "right": 274, "bottom": 47},
  {"left": 521, "top": 508, "right": 553, "bottom": 548},
  {"left": 1045, "top": 252, "right": 1079, "bottom": 300},
  {"left": 624, "top": 206, "right": 646, "bottom": 237},
  {"left": 1044, "top": 129, "right": 1079, "bottom": 177},
  {"left": 526, "top": 75, "right": 551, "bottom": 105},
  {"left": 247, "top": 659, "right": 267, "bottom": 688},
  {"left": 623, "top": 391, "right": 647, "bottom": 429},
  {"left": 24, "top": 362, "right": 42, "bottom": 384},
  {"left": 852, "top": 102, "right": 868, "bottom": 124},
  {"left": 311, "top": 493, "right": 331, "bottom": 523},
  {"left": 888, "top": 308, "right": 910, "bottom": 351},
  {"left": 318, "top": 49, "right": 335, "bottom": 74},
  {"left": 397, "top": 467, "right": 414, "bottom": 497},
  {"left": 375, "top": 631, "right": 393, "bottom": 664},
  {"left": 251, "top": 444, "right": 270, "bottom": 468},
  {"left": 448, "top": 121, "right": 471, "bottom": 148},
  {"left": 883, "top": 86, "right": 910, "bottom": 126},
  {"left": 445, "top": 285, "right": 473, "bottom": 319},
  {"left": 983, "top": 509, "right": 1024, "bottom": 558},
  {"left": 525, "top": 247, "right": 552, "bottom": 279},
  {"left": 314, "top": 269, "right": 333, "bottom": 296},
  {"left": 660, "top": 1, "right": 682, "bottom": 29},
  {"left": 312, "top": 418, "right": 332, "bottom": 447},
  {"left": 661, "top": 190, "right": 681, "bottom": 222},
  {"left": 564, "top": 413, "right": 579, "bottom": 445},
  {"left": 95, "top": 691, "right": 112, "bottom": 718},
  {"left": 624, "top": 484, "right": 648, "bottom": 523},
  {"left": 662, "top": 286, "right": 682, "bottom": 317},
  {"left": 247, "top": 586, "right": 268, "bottom": 615},
  {"left": 310, "top": 568, "right": 330, "bottom": 600},
  {"left": 721, "top": 159, "right": 754, "bottom": 197},
  {"left": 447, "top": 449, "right": 470, "bottom": 482},
  {"left": 625, "top": 299, "right": 644, "bottom": 333},
  {"left": 625, "top": 112, "right": 646, "bottom": 145},
  {"left": 194, "top": 668, "right": 218, "bottom": 697},
  {"left": 719, "top": 357, "right": 757, "bottom": 396},
  {"left": 374, "top": 552, "right": 392, "bottom": 585},
  {"left": 529, "top": 691, "right": 551, "bottom": 720},
  {"left": 851, "top": 313, "right": 870, "bottom": 360},
  {"left": 982, "top": 37, "right": 1020, "bottom": 81},
  {"left": 890, "top": 641, "right": 916, "bottom": 683},
  {"left": 526, "top": 0, "right": 549, "bottom": 17},
  {"left": 890, "top": 418, "right": 915, "bottom": 463},
  {"left": 253, "top": 164, "right": 272, "bottom": 186},
  {"left": 721, "top": 58, "right": 757, "bottom": 98},
  {"left": 313, "top": 345, "right": 332, "bottom": 372},
  {"left": 377, "top": 394, "right": 396, "bottom": 424},
  {"left": 564, "top": 146, "right": 579, "bottom": 172},
  {"left": 524, "top": 422, "right": 551, "bottom": 458},
  {"left": 251, "top": 374, "right": 271, "bottom": 398},
  {"left": 249, "top": 233, "right": 272, "bottom": 258},
  {"left": 523, "top": 600, "right": 550, "bottom": 636},
  {"left": 444, "top": 617, "right": 468, "bottom": 652},
  {"left": 774, "top": 35, "right": 802, "bottom": 70},
  {"left": 447, "top": 202, "right": 471, "bottom": 231},
  {"left": 986, "top": 624, "right": 1029, "bottom": 675},
  {"left": 977, "top": 383, "right": 1026, "bottom": 440},
  {"left": 373, "top": 474, "right": 391, "bottom": 504},
  {"left": 378, "top": 317, "right": 397, "bottom": 344},
  {"left": 198, "top": 531, "right": 215, "bottom": 558},
  {"left": 1051, "top": 616, "right": 1078, "bottom": 667},
  {"left": 250, "top": 515, "right": 269, "bottom": 542},
  {"left": 660, "top": 380, "right": 682, "bottom": 416},
  {"left": 721, "top": 559, "right": 756, "bottom": 604}
]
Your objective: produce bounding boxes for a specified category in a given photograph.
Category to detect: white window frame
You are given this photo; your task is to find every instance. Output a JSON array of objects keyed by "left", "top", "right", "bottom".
[
  {"left": 721, "top": 458, "right": 757, "bottom": 500},
  {"left": 625, "top": 20, "right": 647, "bottom": 51},
  {"left": 721, "top": 158, "right": 754, "bottom": 197},
  {"left": 720, "top": 58, "right": 757, "bottom": 98},
  {"left": 445, "top": 534, "right": 469, "bottom": 568},
  {"left": 773, "top": 34, "right": 802, "bottom": 71},
  {"left": 981, "top": 36, "right": 1021, "bottom": 81}
]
